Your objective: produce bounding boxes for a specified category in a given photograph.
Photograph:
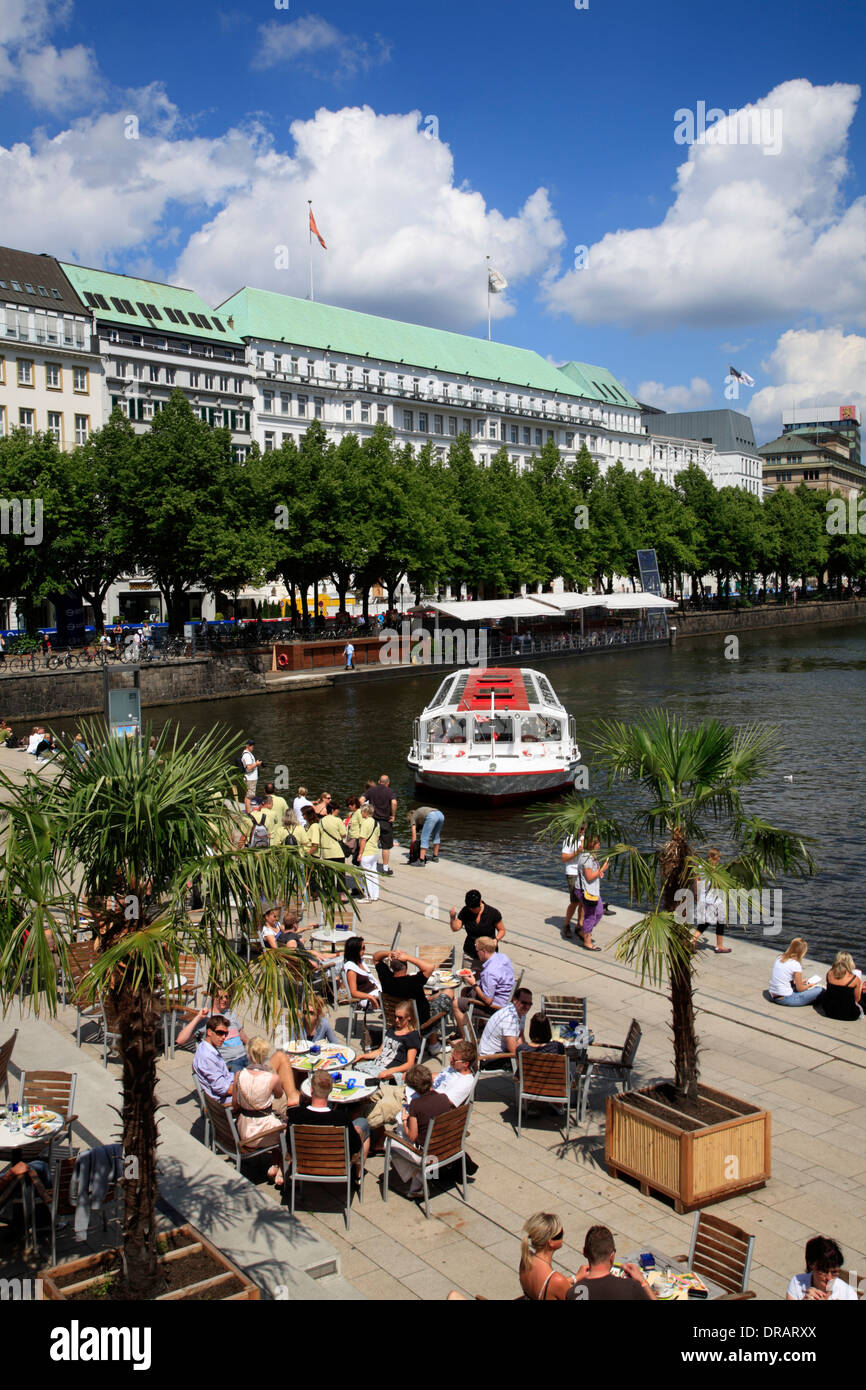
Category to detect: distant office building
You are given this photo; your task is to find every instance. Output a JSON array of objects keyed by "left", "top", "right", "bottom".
[
  {"left": 639, "top": 407, "right": 763, "bottom": 497},
  {"left": 759, "top": 426, "right": 865, "bottom": 499},
  {"left": 781, "top": 404, "right": 861, "bottom": 469}
]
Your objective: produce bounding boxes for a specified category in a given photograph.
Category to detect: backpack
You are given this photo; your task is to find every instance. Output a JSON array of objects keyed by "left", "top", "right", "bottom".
[{"left": 249, "top": 814, "right": 270, "bottom": 849}]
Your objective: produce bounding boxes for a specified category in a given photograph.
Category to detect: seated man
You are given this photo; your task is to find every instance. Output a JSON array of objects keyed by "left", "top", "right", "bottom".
[
  {"left": 192, "top": 1014, "right": 238, "bottom": 1106},
  {"left": 283, "top": 1068, "right": 370, "bottom": 1178},
  {"left": 453, "top": 937, "right": 515, "bottom": 1035},
  {"left": 177, "top": 987, "right": 249, "bottom": 1073},
  {"left": 365, "top": 1039, "right": 477, "bottom": 1131},
  {"left": 566, "top": 1225, "right": 657, "bottom": 1301},
  {"left": 786, "top": 1235, "right": 858, "bottom": 1300},
  {"left": 374, "top": 947, "right": 455, "bottom": 1049},
  {"left": 477, "top": 987, "right": 533, "bottom": 1063}
]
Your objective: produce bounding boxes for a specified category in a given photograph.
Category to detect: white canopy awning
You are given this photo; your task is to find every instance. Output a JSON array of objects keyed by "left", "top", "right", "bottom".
[
  {"left": 533, "top": 593, "right": 606, "bottom": 613},
  {"left": 427, "top": 598, "right": 556, "bottom": 622},
  {"left": 599, "top": 592, "right": 677, "bottom": 610}
]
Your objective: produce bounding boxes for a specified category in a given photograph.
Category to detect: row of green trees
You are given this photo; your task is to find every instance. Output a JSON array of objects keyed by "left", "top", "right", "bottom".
[{"left": 1, "top": 391, "right": 863, "bottom": 632}]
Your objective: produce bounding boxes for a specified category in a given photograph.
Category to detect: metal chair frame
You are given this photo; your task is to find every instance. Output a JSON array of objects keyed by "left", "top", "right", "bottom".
[
  {"left": 281, "top": 1123, "right": 363, "bottom": 1232},
  {"left": 383, "top": 1101, "right": 473, "bottom": 1219}
]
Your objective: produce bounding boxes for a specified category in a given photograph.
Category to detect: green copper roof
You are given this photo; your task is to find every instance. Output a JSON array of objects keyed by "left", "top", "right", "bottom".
[
  {"left": 558, "top": 361, "right": 640, "bottom": 410},
  {"left": 216, "top": 286, "right": 635, "bottom": 407},
  {"left": 60, "top": 263, "right": 244, "bottom": 344}
]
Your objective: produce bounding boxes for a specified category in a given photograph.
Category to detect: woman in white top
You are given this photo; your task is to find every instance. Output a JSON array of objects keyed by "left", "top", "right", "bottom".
[
  {"left": 786, "top": 1235, "right": 858, "bottom": 1300},
  {"left": 768, "top": 938, "right": 823, "bottom": 1007},
  {"left": 341, "top": 935, "right": 381, "bottom": 1004}
]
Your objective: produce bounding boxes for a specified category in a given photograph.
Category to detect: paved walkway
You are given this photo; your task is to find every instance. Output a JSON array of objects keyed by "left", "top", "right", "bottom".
[{"left": 8, "top": 843, "right": 864, "bottom": 1300}]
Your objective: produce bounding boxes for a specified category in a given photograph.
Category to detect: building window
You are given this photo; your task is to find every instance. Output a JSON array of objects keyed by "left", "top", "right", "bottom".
[
  {"left": 297, "top": 395, "right": 308, "bottom": 417},
  {"left": 0, "top": 405, "right": 5, "bottom": 436},
  {"left": 510, "top": 425, "right": 518, "bottom": 444},
  {"left": 263, "top": 390, "right": 274, "bottom": 413},
  {"left": 273, "top": 354, "right": 282, "bottom": 373},
  {"left": 523, "top": 427, "right": 531, "bottom": 445},
  {"left": 282, "top": 433, "right": 291, "bottom": 446},
  {"left": 473, "top": 387, "right": 482, "bottom": 402},
  {"left": 165, "top": 368, "right": 175, "bottom": 386},
  {"left": 150, "top": 365, "right": 160, "bottom": 383},
  {"left": 291, "top": 356, "right": 299, "bottom": 376},
  {"left": 190, "top": 371, "right": 200, "bottom": 388},
  {"left": 345, "top": 402, "right": 354, "bottom": 422},
  {"left": 346, "top": 366, "right": 354, "bottom": 383},
  {"left": 314, "top": 397, "right": 324, "bottom": 419},
  {"left": 234, "top": 377, "right": 243, "bottom": 392},
  {"left": 47, "top": 411, "right": 62, "bottom": 442},
  {"left": 418, "top": 412, "right": 428, "bottom": 433},
  {"left": 19, "top": 408, "right": 35, "bottom": 434},
  {"left": 204, "top": 374, "right": 214, "bottom": 389},
  {"left": 566, "top": 431, "right": 575, "bottom": 448},
  {"left": 377, "top": 403, "right": 387, "bottom": 423},
  {"left": 449, "top": 416, "right": 458, "bottom": 436},
  {"left": 363, "top": 368, "right": 370, "bottom": 388},
  {"left": 397, "top": 375, "right": 404, "bottom": 394},
  {"left": 413, "top": 378, "right": 420, "bottom": 397},
  {"left": 403, "top": 410, "right": 413, "bottom": 431},
  {"left": 17, "top": 359, "right": 33, "bottom": 386},
  {"left": 46, "top": 363, "right": 62, "bottom": 389},
  {"left": 478, "top": 453, "right": 487, "bottom": 466},
  {"left": 329, "top": 363, "right": 337, "bottom": 381},
  {"left": 434, "top": 414, "right": 443, "bottom": 434},
  {"left": 463, "top": 418, "right": 471, "bottom": 435},
  {"left": 219, "top": 375, "right": 229, "bottom": 391},
  {"left": 74, "top": 414, "right": 89, "bottom": 444},
  {"left": 361, "top": 401, "right": 371, "bottom": 423},
  {"left": 488, "top": 421, "right": 497, "bottom": 439},
  {"left": 280, "top": 392, "right": 290, "bottom": 414},
  {"left": 378, "top": 372, "right": 386, "bottom": 388},
  {"left": 547, "top": 430, "right": 554, "bottom": 442},
  {"left": 256, "top": 353, "right": 265, "bottom": 370},
  {"left": 264, "top": 432, "right": 275, "bottom": 452},
  {"left": 443, "top": 383, "right": 450, "bottom": 398},
  {"left": 73, "top": 366, "right": 89, "bottom": 392},
  {"left": 142, "top": 400, "right": 154, "bottom": 420},
  {"left": 306, "top": 360, "right": 314, "bottom": 378},
  {"left": 476, "top": 419, "right": 485, "bottom": 436}
]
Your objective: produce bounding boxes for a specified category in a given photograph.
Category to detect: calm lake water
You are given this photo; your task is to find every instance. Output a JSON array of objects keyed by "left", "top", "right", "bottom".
[{"left": 66, "top": 620, "right": 866, "bottom": 965}]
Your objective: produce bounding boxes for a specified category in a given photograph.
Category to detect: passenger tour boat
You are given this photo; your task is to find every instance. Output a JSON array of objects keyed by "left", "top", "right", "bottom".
[{"left": 407, "top": 667, "right": 581, "bottom": 803}]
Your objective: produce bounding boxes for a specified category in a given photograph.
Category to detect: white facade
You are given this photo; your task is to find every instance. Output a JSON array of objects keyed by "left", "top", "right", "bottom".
[
  {"left": 0, "top": 302, "right": 100, "bottom": 448},
  {"left": 647, "top": 434, "right": 715, "bottom": 485},
  {"left": 712, "top": 451, "right": 763, "bottom": 496},
  {"left": 249, "top": 341, "right": 652, "bottom": 476}
]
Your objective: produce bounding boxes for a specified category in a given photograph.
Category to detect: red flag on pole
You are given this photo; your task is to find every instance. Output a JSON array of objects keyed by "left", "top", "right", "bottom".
[{"left": 309, "top": 208, "right": 327, "bottom": 249}]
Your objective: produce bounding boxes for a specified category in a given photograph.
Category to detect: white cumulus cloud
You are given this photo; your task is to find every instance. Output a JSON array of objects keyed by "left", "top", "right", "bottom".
[
  {"left": 0, "top": 0, "right": 101, "bottom": 112},
  {"left": 749, "top": 326, "right": 866, "bottom": 440},
  {"left": 635, "top": 377, "right": 713, "bottom": 411},
  {"left": 545, "top": 80, "right": 866, "bottom": 332},
  {"left": 175, "top": 106, "right": 565, "bottom": 329}
]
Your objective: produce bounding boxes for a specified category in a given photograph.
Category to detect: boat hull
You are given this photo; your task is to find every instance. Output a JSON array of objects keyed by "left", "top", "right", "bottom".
[{"left": 411, "top": 763, "right": 578, "bottom": 804}]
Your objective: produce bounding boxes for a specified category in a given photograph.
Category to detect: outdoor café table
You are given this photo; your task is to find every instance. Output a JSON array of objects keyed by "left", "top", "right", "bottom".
[
  {"left": 424, "top": 971, "right": 462, "bottom": 994},
  {"left": 310, "top": 925, "right": 354, "bottom": 953},
  {"left": 287, "top": 1043, "right": 357, "bottom": 1075},
  {"left": 300, "top": 1070, "right": 371, "bottom": 1104},
  {"left": 0, "top": 1109, "right": 64, "bottom": 1157},
  {"left": 621, "top": 1247, "right": 724, "bottom": 1300},
  {"left": 552, "top": 1023, "right": 594, "bottom": 1057}
]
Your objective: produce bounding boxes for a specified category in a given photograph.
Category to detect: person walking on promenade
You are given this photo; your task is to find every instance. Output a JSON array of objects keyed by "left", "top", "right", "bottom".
[
  {"left": 575, "top": 836, "right": 607, "bottom": 951},
  {"left": 368, "top": 773, "right": 397, "bottom": 876},
  {"left": 449, "top": 890, "right": 505, "bottom": 966},
  {"left": 343, "top": 641, "right": 355, "bottom": 670},
  {"left": 561, "top": 825, "right": 585, "bottom": 937},
  {"left": 408, "top": 805, "right": 444, "bottom": 865},
  {"left": 690, "top": 847, "right": 729, "bottom": 954},
  {"left": 241, "top": 738, "right": 261, "bottom": 799}
]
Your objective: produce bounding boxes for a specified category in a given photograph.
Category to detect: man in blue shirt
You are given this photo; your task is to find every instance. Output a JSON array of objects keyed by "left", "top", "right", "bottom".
[
  {"left": 452, "top": 937, "right": 515, "bottom": 1034},
  {"left": 192, "top": 1015, "right": 237, "bottom": 1106}
]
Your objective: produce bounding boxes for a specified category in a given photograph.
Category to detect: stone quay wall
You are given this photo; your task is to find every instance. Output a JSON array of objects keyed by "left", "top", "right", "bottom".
[
  {"left": 672, "top": 597, "right": 866, "bottom": 639},
  {"left": 0, "top": 658, "right": 266, "bottom": 722}
]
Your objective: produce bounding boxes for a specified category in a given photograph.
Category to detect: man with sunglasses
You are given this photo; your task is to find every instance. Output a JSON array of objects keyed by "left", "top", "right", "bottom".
[{"left": 192, "top": 1014, "right": 238, "bottom": 1107}]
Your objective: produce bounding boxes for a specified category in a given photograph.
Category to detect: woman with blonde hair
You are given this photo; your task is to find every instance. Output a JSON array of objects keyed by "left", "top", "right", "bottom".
[
  {"left": 768, "top": 938, "right": 823, "bottom": 1007},
  {"left": 823, "top": 952, "right": 863, "bottom": 1020},
  {"left": 234, "top": 1037, "right": 300, "bottom": 1155},
  {"left": 518, "top": 1213, "right": 575, "bottom": 1300}
]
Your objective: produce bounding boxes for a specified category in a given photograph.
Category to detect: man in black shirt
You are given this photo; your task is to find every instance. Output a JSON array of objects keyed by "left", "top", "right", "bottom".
[
  {"left": 283, "top": 1069, "right": 371, "bottom": 1167},
  {"left": 372, "top": 949, "right": 456, "bottom": 1047},
  {"left": 367, "top": 775, "right": 397, "bottom": 875},
  {"left": 449, "top": 889, "right": 505, "bottom": 964}
]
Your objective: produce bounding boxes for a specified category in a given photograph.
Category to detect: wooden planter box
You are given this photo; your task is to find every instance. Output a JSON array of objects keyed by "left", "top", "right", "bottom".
[
  {"left": 40, "top": 1224, "right": 259, "bottom": 1301},
  {"left": 605, "top": 1082, "right": 771, "bottom": 1214}
]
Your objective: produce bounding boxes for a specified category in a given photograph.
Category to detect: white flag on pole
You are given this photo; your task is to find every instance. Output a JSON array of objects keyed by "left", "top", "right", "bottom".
[{"left": 488, "top": 267, "right": 508, "bottom": 293}]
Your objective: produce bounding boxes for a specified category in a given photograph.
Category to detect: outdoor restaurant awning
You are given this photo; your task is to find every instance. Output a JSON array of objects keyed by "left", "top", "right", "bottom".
[
  {"left": 426, "top": 598, "right": 558, "bottom": 622},
  {"left": 597, "top": 592, "right": 678, "bottom": 610}
]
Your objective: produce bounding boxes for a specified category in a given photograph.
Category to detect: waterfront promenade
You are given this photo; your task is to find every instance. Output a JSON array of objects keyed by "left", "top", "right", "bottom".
[{"left": 6, "top": 818, "right": 864, "bottom": 1301}]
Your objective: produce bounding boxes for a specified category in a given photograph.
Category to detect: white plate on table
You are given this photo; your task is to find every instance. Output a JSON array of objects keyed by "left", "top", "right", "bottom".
[{"left": 283, "top": 1039, "right": 310, "bottom": 1055}]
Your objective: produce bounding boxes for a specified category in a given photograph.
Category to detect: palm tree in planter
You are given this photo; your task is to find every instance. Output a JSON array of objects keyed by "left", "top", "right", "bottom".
[
  {"left": 0, "top": 722, "right": 349, "bottom": 1299},
  {"left": 532, "top": 710, "right": 816, "bottom": 1121}
]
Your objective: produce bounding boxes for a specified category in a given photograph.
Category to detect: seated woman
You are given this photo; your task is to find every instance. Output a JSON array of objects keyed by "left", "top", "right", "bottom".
[
  {"left": 233, "top": 1037, "right": 302, "bottom": 1185},
  {"left": 341, "top": 935, "right": 381, "bottom": 1008},
  {"left": 768, "top": 938, "right": 824, "bottom": 1007},
  {"left": 786, "top": 1235, "right": 858, "bottom": 1300},
  {"left": 518, "top": 1213, "right": 576, "bottom": 1301},
  {"left": 822, "top": 953, "right": 863, "bottom": 1020},
  {"left": 354, "top": 1004, "right": 420, "bottom": 1081},
  {"left": 298, "top": 995, "right": 340, "bottom": 1046},
  {"left": 517, "top": 1013, "right": 565, "bottom": 1055},
  {"left": 387, "top": 1062, "right": 452, "bottom": 1197},
  {"left": 258, "top": 907, "right": 281, "bottom": 951}
]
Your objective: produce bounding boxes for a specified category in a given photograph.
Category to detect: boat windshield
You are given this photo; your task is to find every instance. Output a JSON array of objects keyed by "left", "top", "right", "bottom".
[
  {"left": 519, "top": 714, "right": 563, "bottom": 742},
  {"left": 426, "top": 715, "right": 467, "bottom": 743},
  {"left": 473, "top": 714, "right": 514, "bottom": 744}
]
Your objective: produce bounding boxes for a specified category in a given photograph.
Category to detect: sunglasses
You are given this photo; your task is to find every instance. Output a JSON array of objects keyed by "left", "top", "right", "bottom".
[
  {"left": 551, "top": 1230, "right": 564, "bottom": 1242},
  {"left": 212, "top": 1028, "right": 229, "bottom": 1037}
]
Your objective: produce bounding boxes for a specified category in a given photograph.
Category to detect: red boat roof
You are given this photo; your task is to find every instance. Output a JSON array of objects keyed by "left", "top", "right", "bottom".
[{"left": 458, "top": 668, "right": 530, "bottom": 711}]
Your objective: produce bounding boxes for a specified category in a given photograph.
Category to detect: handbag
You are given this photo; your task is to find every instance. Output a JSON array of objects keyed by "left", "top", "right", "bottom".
[{"left": 321, "top": 822, "right": 352, "bottom": 860}]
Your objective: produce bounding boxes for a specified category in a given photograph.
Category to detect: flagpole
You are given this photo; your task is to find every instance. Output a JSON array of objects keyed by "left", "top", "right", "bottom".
[
  {"left": 486, "top": 255, "right": 491, "bottom": 341},
  {"left": 308, "top": 200, "right": 314, "bottom": 302}
]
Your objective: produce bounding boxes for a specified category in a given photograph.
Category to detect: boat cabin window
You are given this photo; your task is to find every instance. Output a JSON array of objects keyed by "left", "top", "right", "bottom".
[
  {"left": 536, "top": 674, "right": 561, "bottom": 708},
  {"left": 428, "top": 677, "right": 454, "bottom": 709},
  {"left": 473, "top": 714, "right": 514, "bottom": 744},
  {"left": 428, "top": 716, "right": 466, "bottom": 743},
  {"left": 519, "top": 714, "right": 562, "bottom": 742}
]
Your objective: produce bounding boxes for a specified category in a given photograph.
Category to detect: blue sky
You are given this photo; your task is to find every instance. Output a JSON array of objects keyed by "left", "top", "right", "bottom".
[{"left": 1, "top": 0, "right": 864, "bottom": 441}]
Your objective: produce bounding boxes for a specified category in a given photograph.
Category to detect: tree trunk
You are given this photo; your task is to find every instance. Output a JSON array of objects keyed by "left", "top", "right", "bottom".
[
  {"left": 115, "top": 979, "right": 164, "bottom": 1299},
  {"left": 662, "top": 836, "right": 700, "bottom": 1104}
]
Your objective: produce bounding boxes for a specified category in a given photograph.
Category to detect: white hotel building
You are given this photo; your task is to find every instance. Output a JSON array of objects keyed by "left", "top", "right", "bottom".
[{"left": 216, "top": 287, "right": 651, "bottom": 474}]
